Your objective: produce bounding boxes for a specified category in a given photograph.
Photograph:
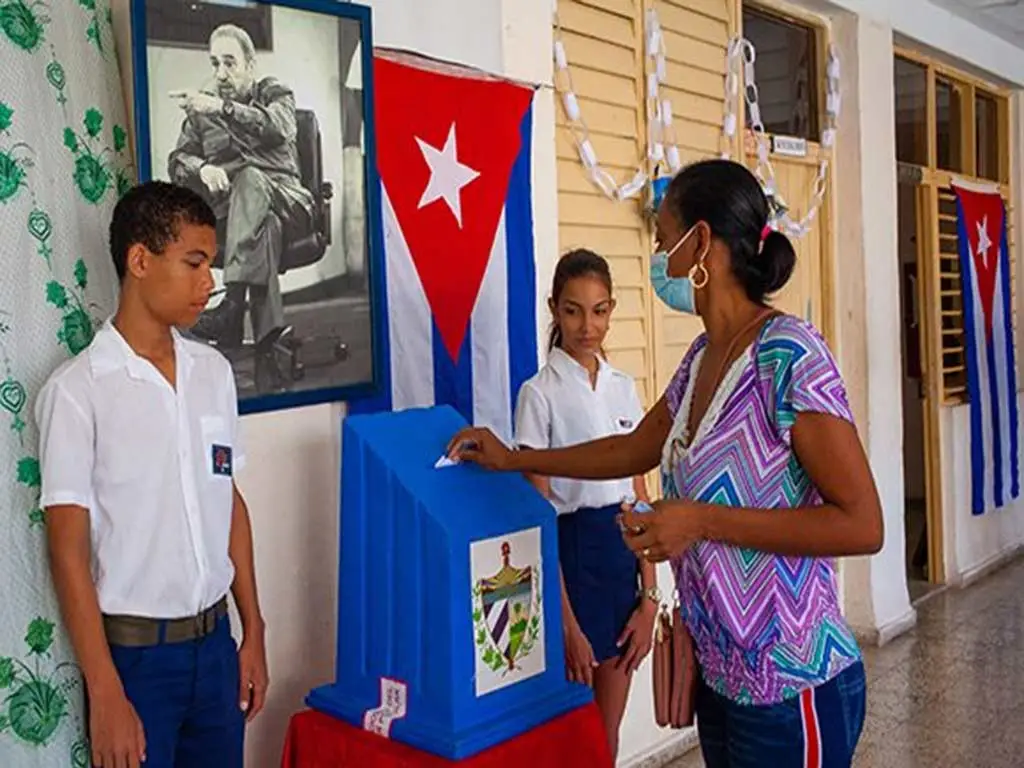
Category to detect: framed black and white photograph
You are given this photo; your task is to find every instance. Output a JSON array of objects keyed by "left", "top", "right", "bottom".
[{"left": 130, "top": 0, "right": 385, "bottom": 415}]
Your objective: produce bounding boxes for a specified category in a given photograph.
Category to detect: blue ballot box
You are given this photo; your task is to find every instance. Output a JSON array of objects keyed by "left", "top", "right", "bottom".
[{"left": 306, "top": 405, "right": 592, "bottom": 759}]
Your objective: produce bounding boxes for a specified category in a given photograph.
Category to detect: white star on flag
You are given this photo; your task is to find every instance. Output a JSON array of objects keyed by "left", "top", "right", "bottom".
[
  {"left": 415, "top": 122, "right": 481, "bottom": 228},
  {"left": 976, "top": 216, "right": 992, "bottom": 268}
]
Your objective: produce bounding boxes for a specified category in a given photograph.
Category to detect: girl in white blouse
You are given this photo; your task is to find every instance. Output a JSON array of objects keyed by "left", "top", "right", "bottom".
[{"left": 514, "top": 249, "right": 658, "bottom": 759}]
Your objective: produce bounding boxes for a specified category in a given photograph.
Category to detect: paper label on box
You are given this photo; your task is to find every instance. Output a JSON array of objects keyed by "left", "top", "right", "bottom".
[
  {"left": 362, "top": 677, "right": 407, "bottom": 738},
  {"left": 469, "top": 527, "right": 546, "bottom": 697}
]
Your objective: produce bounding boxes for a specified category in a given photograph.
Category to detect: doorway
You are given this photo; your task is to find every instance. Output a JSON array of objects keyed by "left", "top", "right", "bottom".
[
  {"left": 896, "top": 179, "right": 933, "bottom": 601},
  {"left": 740, "top": 4, "right": 830, "bottom": 333}
]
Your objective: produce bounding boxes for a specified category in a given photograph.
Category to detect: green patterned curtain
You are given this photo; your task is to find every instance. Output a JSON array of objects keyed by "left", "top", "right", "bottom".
[{"left": 0, "top": 1, "right": 133, "bottom": 765}]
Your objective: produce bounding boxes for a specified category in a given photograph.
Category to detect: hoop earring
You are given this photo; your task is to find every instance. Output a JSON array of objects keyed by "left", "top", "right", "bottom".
[{"left": 688, "top": 260, "right": 709, "bottom": 290}]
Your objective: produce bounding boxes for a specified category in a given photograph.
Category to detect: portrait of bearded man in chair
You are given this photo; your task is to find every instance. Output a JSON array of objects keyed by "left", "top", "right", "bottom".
[{"left": 167, "top": 22, "right": 314, "bottom": 355}]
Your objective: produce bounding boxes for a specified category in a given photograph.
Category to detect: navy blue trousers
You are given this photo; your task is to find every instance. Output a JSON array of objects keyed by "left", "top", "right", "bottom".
[{"left": 98, "top": 614, "right": 245, "bottom": 767}]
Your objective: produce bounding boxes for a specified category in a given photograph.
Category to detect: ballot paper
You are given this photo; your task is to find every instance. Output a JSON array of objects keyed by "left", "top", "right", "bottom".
[{"left": 434, "top": 455, "right": 459, "bottom": 468}]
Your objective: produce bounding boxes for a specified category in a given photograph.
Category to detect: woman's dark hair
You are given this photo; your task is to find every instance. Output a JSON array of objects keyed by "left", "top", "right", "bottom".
[
  {"left": 548, "top": 248, "right": 613, "bottom": 351},
  {"left": 663, "top": 159, "right": 796, "bottom": 303}
]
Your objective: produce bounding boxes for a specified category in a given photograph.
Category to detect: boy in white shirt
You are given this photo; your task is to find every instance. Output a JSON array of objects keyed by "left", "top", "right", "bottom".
[{"left": 35, "top": 180, "right": 267, "bottom": 768}]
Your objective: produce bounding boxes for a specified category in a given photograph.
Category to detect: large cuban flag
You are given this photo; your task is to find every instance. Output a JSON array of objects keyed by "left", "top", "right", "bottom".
[
  {"left": 952, "top": 178, "right": 1020, "bottom": 515},
  {"left": 351, "top": 51, "right": 538, "bottom": 442}
]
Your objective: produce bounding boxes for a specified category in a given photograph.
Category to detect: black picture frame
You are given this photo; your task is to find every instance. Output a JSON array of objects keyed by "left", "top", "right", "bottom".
[{"left": 130, "top": 0, "right": 386, "bottom": 415}]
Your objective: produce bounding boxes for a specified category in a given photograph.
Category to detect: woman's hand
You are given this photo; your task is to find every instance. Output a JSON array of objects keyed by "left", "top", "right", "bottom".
[
  {"left": 619, "top": 499, "right": 706, "bottom": 563},
  {"left": 446, "top": 427, "right": 513, "bottom": 471},
  {"left": 615, "top": 599, "right": 657, "bottom": 674},
  {"left": 564, "top": 617, "right": 599, "bottom": 687}
]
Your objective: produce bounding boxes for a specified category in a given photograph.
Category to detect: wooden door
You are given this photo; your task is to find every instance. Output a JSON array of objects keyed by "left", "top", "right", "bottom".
[
  {"left": 743, "top": 146, "right": 827, "bottom": 328},
  {"left": 916, "top": 183, "right": 948, "bottom": 584},
  {"left": 554, "top": 0, "right": 656, "bottom": 405},
  {"left": 739, "top": 1, "right": 832, "bottom": 336},
  {"left": 651, "top": 0, "right": 737, "bottom": 397}
]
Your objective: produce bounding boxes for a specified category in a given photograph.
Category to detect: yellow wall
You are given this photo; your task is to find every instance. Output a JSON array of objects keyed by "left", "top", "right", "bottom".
[
  {"left": 554, "top": 0, "right": 832, "bottom": 406},
  {"left": 554, "top": 0, "right": 740, "bottom": 406}
]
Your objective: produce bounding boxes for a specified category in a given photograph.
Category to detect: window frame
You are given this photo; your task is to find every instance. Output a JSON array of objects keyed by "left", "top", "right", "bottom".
[
  {"left": 740, "top": 4, "right": 821, "bottom": 142},
  {"left": 894, "top": 46, "right": 1015, "bottom": 405},
  {"left": 894, "top": 47, "right": 1011, "bottom": 183}
]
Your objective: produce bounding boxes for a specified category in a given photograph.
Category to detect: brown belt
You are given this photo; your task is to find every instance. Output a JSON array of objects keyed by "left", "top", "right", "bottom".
[{"left": 103, "top": 597, "right": 228, "bottom": 647}]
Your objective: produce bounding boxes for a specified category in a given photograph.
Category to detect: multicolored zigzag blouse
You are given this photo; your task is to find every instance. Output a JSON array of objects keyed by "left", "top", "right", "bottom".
[{"left": 663, "top": 314, "right": 862, "bottom": 706}]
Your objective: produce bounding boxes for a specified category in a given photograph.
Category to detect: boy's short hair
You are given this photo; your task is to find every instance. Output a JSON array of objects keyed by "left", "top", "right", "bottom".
[{"left": 109, "top": 181, "right": 217, "bottom": 281}]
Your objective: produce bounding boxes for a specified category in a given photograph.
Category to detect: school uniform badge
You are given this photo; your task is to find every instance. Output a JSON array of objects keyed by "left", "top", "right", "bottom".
[{"left": 212, "top": 444, "right": 233, "bottom": 476}]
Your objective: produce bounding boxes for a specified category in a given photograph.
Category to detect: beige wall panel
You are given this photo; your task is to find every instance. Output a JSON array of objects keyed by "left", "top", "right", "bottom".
[
  {"left": 607, "top": 317, "right": 649, "bottom": 348},
  {"left": 658, "top": 4, "right": 730, "bottom": 45},
  {"left": 554, "top": 0, "right": 652, "bottom": 401},
  {"left": 616, "top": 286, "right": 646, "bottom": 318},
  {"left": 553, "top": 1, "right": 802, "bottom": 408},
  {"left": 661, "top": 86, "right": 725, "bottom": 126},
  {"left": 558, "top": 2, "right": 635, "bottom": 45},
  {"left": 651, "top": 0, "right": 737, "bottom": 397},
  {"left": 664, "top": 0, "right": 731, "bottom": 21},
  {"left": 564, "top": 67, "right": 638, "bottom": 107},
  {"left": 661, "top": 31, "right": 727, "bottom": 72},
  {"left": 759, "top": 161, "right": 825, "bottom": 327},
  {"left": 559, "top": 191, "right": 646, "bottom": 229},
  {"left": 576, "top": 0, "right": 635, "bottom": 17},
  {"left": 664, "top": 60, "right": 726, "bottom": 101},
  {"left": 555, "top": 131, "right": 640, "bottom": 167},
  {"left": 554, "top": 98, "right": 639, "bottom": 137},
  {"left": 560, "top": 226, "right": 645, "bottom": 259},
  {"left": 557, "top": 31, "right": 637, "bottom": 76}
]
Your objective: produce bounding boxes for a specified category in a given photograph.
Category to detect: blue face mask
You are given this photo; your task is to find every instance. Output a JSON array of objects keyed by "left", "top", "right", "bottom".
[{"left": 650, "top": 226, "right": 702, "bottom": 315}]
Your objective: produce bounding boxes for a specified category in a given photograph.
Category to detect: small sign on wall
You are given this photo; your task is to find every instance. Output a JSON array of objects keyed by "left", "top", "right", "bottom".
[{"left": 772, "top": 135, "right": 808, "bottom": 157}]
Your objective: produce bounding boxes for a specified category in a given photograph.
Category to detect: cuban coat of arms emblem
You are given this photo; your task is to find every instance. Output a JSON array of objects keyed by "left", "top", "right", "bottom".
[{"left": 469, "top": 528, "right": 545, "bottom": 697}]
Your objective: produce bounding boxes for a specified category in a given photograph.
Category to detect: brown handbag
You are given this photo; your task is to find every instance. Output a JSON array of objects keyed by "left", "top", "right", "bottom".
[{"left": 652, "top": 601, "right": 697, "bottom": 728}]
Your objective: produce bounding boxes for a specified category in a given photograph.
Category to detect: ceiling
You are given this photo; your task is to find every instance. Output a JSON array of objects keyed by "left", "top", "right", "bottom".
[{"left": 929, "top": 0, "right": 1024, "bottom": 50}]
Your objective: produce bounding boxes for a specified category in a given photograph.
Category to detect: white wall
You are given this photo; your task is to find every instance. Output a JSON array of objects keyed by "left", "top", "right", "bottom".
[
  {"left": 233, "top": 405, "right": 344, "bottom": 764},
  {"left": 845, "top": 0, "right": 1024, "bottom": 592},
  {"left": 799, "top": 0, "right": 1024, "bottom": 646},
  {"left": 105, "top": 0, "right": 1024, "bottom": 763},
  {"left": 825, "top": 8, "right": 916, "bottom": 643},
  {"left": 804, "top": 0, "right": 1024, "bottom": 86},
  {"left": 938, "top": 92, "right": 1024, "bottom": 586},
  {"left": 941, "top": 401, "right": 1024, "bottom": 583},
  {"left": 849, "top": 13, "right": 916, "bottom": 639},
  {"left": 111, "top": 0, "right": 686, "bottom": 765}
]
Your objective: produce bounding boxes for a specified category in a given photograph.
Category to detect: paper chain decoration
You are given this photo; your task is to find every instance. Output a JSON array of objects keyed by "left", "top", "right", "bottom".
[
  {"left": 552, "top": 8, "right": 842, "bottom": 240},
  {"left": 721, "top": 37, "right": 841, "bottom": 238},
  {"left": 553, "top": 7, "right": 681, "bottom": 202}
]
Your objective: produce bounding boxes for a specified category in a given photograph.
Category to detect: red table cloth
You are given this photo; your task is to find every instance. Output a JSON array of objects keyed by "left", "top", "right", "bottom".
[{"left": 281, "top": 703, "right": 613, "bottom": 768}]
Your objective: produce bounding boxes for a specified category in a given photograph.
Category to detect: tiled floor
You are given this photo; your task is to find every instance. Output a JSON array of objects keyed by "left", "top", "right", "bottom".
[{"left": 666, "top": 555, "right": 1024, "bottom": 767}]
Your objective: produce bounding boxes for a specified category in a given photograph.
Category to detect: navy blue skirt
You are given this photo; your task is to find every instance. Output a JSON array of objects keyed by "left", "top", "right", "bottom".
[{"left": 558, "top": 504, "right": 640, "bottom": 664}]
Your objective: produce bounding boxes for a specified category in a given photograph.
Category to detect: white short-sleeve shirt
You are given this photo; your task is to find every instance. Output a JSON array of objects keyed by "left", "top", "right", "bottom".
[
  {"left": 513, "top": 347, "right": 644, "bottom": 515},
  {"left": 34, "top": 319, "right": 243, "bottom": 620}
]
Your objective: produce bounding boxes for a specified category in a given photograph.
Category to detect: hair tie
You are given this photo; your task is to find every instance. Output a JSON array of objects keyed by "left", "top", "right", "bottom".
[{"left": 761, "top": 225, "right": 771, "bottom": 242}]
